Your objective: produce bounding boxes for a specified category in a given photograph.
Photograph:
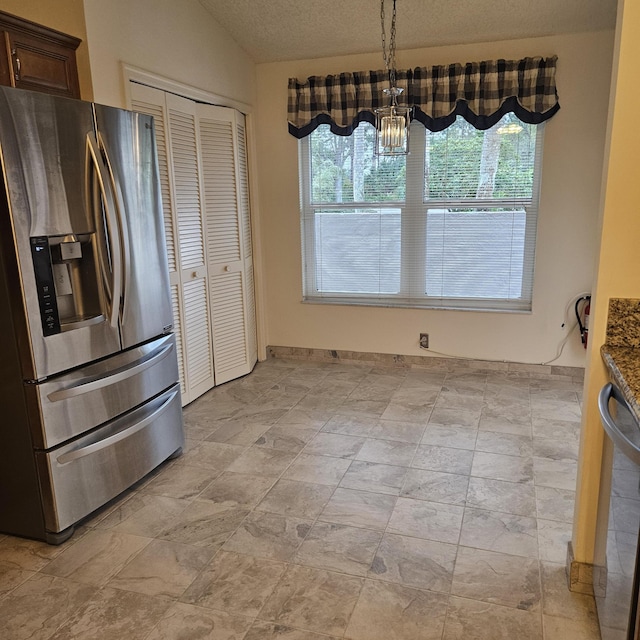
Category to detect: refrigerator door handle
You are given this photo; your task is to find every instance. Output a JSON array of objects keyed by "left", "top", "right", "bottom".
[
  {"left": 86, "top": 132, "right": 122, "bottom": 329},
  {"left": 56, "top": 389, "right": 179, "bottom": 465},
  {"left": 97, "top": 131, "right": 132, "bottom": 326},
  {"left": 47, "top": 342, "right": 175, "bottom": 402},
  {"left": 86, "top": 151, "right": 111, "bottom": 301}
]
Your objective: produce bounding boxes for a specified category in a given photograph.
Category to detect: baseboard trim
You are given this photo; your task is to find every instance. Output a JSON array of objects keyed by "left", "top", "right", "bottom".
[
  {"left": 566, "top": 541, "right": 595, "bottom": 595},
  {"left": 266, "top": 345, "right": 584, "bottom": 380}
]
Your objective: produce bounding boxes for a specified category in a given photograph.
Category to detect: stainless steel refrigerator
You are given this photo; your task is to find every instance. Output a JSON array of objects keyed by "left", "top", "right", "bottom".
[{"left": 0, "top": 86, "right": 184, "bottom": 544}]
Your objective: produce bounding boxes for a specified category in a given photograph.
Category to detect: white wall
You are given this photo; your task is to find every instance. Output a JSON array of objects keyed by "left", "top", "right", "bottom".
[
  {"left": 254, "top": 31, "right": 614, "bottom": 367},
  {"left": 81, "top": 0, "right": 255, "bottom": 109}
]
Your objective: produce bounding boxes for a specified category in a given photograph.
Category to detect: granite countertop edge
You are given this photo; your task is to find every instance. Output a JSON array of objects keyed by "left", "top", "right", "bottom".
[{"left": 601, "top": 345, "right": 640, "bottom": 420}]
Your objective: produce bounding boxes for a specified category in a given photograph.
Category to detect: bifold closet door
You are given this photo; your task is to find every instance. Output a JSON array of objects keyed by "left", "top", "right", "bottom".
[
  {"left": 197, "top": 104, "right": 257, "bottom": 384},
  {"left": 236, "top": 116, "right": 258, "bottom": 369},
  {"left": 130, "top": 84, "right": 215, "bottom": 404},
  {"left": 130, "top": 82, "right": 257, "bottom": 403}
]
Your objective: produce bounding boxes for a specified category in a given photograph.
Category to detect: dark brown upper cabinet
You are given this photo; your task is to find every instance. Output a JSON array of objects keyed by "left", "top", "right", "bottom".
[{"left": 0, "top": 11, "right": 81, "bottom": 100}]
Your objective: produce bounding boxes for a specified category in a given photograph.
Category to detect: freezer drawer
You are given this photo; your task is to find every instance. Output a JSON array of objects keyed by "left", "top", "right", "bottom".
[
  {"left": 26, "top": 334, "right": 179, "bottom": 449},
  {"left": 36, "top": 384, "right": 183, "bottom": 533}
]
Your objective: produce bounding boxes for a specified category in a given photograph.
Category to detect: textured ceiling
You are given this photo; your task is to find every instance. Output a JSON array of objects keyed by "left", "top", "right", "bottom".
[{"left": 198, "top": 0, "right": 617, "bottom": 63}]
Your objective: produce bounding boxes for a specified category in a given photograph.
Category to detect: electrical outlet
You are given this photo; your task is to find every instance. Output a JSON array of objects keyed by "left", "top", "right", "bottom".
[{"left": 419, "top": 333, "right": 429, "bottom": 349}]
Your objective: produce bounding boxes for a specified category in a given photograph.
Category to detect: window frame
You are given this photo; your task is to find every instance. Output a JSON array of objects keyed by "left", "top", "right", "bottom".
[{"left": 300, "top": 120, "right": 545, "bottom": 312}]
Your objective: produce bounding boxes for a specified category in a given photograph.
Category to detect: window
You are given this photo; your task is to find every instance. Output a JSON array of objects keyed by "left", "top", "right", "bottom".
[{"left": 300, "top": 115, "right": 544, "bottom": 312}]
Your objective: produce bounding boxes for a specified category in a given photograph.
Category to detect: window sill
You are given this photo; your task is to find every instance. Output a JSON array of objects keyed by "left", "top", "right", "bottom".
[{"left": 301, "top": 296, "right": 532, "bottom": 314}]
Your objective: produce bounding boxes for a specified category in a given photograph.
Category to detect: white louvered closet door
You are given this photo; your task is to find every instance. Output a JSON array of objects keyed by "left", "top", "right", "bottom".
[
  {"left": 197, "top": 104, "right": 257, "bottom": 384},
  {"left": 166, "top": 94, "right": 216, "bottom": 401},
  {"left": 130, "top": 82, "right": 257, "bottom": 403},
  {"left": 130, "top": 84, "right": 189, "bottom": 402},
  {"left": 236, "top": 116, "right": 258, "bottom": 367},
  {"left": 131, "top": 83, "right": 215, "bottom": 404}
]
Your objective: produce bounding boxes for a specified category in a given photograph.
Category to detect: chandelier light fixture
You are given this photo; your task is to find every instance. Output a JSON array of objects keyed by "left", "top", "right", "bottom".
[{"left": 375, "top": 0, "right": 411, "bottom": 156}]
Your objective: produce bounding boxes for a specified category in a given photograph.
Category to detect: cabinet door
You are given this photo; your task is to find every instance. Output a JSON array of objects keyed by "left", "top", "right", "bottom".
[
  {"left": 197, "top": 104, "right": 256, "bottom": 385},
  {"left": 3, "top": 28, "right": 80, "bottom": 99}
]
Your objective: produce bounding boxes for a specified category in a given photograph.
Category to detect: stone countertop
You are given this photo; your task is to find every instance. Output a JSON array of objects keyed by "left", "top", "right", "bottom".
[
  {"left": 601, "top": 345, "right": 640, "bottom": 421},
  {"left": 601, "top": 298, "right": 640, "bottom": 421}
]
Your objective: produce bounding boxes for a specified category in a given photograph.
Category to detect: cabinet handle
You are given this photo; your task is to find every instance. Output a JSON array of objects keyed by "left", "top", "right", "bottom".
[
  {"left": 11, "top": 49, "right": 20, "bottom": 81},
  {"left": 224, "top": 265, "right": 230, "bottom": 272}
]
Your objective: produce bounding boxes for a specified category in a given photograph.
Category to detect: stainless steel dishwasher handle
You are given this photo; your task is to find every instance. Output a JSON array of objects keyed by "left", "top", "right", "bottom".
[{"left": 598, "top": 382, "right": 640, "bottom": 465}]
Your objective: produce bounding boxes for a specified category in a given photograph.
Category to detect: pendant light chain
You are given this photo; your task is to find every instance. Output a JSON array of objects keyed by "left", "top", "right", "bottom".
[
  {"left": 376, "top": 0, "right": 410, "bottom": 156},
  {"left": 380, "top": 0, "right": 398, "bottom": 89}
]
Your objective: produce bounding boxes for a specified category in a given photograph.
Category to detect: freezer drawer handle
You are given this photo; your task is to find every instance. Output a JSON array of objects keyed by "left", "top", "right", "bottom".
[
  {"left": 56, "top": 389, "right": 179, "bottom": 465},
  {"left": 47, "top": 343, "right": 174, "bottom": 402},
  {"left": 598, "top": 382, "right": 640, "bottom": 465}
]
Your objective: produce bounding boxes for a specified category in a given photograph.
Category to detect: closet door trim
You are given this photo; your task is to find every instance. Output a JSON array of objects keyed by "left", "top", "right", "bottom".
[{"left": 123, "top": 63, "right": 251, "bottom": 116}]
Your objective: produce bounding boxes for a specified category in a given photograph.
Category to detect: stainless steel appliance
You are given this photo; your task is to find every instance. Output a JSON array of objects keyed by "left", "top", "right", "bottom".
[
  {"left": 0, "top": 86, "right": 184, "bottom": 544},
  {"left": 596, "top": 383, "right": 640, "bottom": 640}
]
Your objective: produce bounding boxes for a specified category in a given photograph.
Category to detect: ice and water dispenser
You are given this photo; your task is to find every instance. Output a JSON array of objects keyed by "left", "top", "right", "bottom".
[{"left": 30, "top": 233, "right": 103, "bottom": 336}]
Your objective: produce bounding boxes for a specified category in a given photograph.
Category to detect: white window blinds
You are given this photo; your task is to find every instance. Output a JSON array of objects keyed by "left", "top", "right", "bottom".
[{"left": 300, "top": 116, "right": 544, "bottom": 311}]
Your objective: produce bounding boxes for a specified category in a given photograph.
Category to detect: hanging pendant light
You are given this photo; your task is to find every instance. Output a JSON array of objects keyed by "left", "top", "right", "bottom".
[{"left": 375, "top": 0, "right": 411, "bottom": 156}]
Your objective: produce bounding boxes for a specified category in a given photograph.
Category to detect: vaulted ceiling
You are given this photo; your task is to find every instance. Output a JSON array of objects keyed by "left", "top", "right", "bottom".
[{"left": 198, "top": 0, "right": 617, "bottom": 63}]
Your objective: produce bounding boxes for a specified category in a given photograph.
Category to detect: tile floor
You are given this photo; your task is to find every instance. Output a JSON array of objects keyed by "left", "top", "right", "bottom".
[{"left": 0, "top": 357, "right": 602, "bottom": 639}]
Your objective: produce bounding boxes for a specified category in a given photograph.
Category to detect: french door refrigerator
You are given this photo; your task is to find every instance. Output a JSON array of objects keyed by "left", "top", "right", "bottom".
[{"left": 0, "top": 86, "right": 184, "bottom": 544}]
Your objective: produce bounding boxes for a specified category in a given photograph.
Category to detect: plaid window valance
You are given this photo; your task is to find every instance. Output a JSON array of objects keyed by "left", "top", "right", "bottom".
[{"left": 288, "top": 56, "right": 559, "bottom": 138}]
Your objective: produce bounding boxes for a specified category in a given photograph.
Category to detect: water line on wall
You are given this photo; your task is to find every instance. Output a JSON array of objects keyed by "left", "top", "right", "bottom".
[
  {"left": 417, "top": 291, "right": 592, "bottom": 366},
  {"left": 539, "top": 291, "right": 591, "bottom": 364}
]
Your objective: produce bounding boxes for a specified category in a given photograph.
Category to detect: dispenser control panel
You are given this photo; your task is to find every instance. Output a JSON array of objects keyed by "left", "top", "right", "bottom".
[{"left": 30, "top": 237, "right": 61, "bottom": 336}]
